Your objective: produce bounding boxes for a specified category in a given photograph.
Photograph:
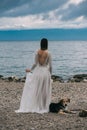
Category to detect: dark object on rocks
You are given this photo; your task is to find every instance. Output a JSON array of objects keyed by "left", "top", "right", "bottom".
[
  {"left": 0, "top": 75, "right": 3, "bottom": 78},
  {"left": 73, "top": 74, "right": 87, "bottom": 81},
  {"left": 7, "top": 76, "right": 21, "bottom": 82},
  {"left": 0, "top": 75, "right": 26, "bottom": 82},
  {"left": 51, "top": 75, "right": 64, "bottom": 82},
  {"left": 68, "top": 74, "right": 87, "bottom": 82},
  {"left": 8, "top": 77, "right": 14, "bottom": 81},
  {"left": 20, "top": 77, "right": 26, "bottom": 82},
  {"left": 79, "top": 110, "right": 87, "bottom": 117},
  {"left": 73, "top": 74, "right": 87, "bottom": 79}
]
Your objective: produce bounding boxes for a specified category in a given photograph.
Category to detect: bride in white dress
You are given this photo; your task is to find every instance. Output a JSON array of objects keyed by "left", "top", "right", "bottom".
[{"left": 15, "top": 38, "right": 52, "bottom": 113}]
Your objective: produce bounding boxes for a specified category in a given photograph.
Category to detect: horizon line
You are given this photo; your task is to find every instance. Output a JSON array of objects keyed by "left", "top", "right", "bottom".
[{"left": 0, "top": 28, "right": 87, "bottom": 31}]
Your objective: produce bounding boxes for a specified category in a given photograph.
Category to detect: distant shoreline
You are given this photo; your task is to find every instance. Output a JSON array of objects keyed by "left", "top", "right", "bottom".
[{"left": 0, "top": 28, "right": 87, "bottom": 41}]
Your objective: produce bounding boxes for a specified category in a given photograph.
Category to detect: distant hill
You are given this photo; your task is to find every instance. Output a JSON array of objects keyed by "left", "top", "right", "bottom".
[{"left": 0, "top": 28, "right": 87, "bottom": 41}]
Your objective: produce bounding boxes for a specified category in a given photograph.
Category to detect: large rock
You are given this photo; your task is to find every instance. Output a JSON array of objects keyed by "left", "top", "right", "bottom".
[
  {"left": 2, "top": 76, "right": 21, "bottom": 82},
  {"left": 20, "top": 77, "right": 26, "bottom": 82},
  {"left": 68, "top": 74, "right": 87, "bottom": 82},
  {"left": 0, "top": 75, "right": 3, "bottom": 78},
  {"left": 79, "top": 110, "right": 87, "bottom": 117},
  {"left": 51, "top": 75, "right": 64, "bottom": 82}
]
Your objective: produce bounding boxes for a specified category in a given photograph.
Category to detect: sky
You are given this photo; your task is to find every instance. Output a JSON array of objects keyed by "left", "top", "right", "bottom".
[{"left": 0, "top": 0, "right": 87, "bottom": 30}]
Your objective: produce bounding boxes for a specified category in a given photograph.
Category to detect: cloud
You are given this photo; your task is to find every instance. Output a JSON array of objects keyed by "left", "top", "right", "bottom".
[
  {"left": 69, "top": 0, "right": 85, "bottom": 5},
  {"left": 59, "top": 0, "right": 87, "bottom": 21},
  {"left": 0, "top": 0, "right": 87, "bottom": 29},
  {"left": 0, "top": 0, "right": 67, "bottom": 17}
]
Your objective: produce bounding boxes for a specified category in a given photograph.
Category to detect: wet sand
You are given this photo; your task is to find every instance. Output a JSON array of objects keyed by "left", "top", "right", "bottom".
[{"left": 0, "top": 79, "right": 87, "bottom": 130}]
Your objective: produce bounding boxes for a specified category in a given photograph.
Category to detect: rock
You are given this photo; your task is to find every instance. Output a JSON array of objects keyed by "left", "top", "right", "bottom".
[
  {"left": 14, "top": 77, "right": 21, "bottom": 82},
  {"left": 68, "top": 74, "right": 87, "bottom": 82},
  {"left": 73, "top": 74, "right": 87, "bottom": 79},
  {"left": 0, "top": 75, "right": 3, "bottom": 78},
  {"left": 6, "top": 76, "right": 20, "bottom": 82},
  {"left": 0, "top": 75, "right": 26, "bottom": 82},
  {"left": 8, "top": 76, "right": 14, "bottom": 81},
  {"left": 67, "top": 78, "right": 75, "bottom": 83},
  {"left": 79, "top": 110, "right": 87, "bottom": 117},
  {"left": 51, "top": 75, "right": 64, "bottom": 82},
  {"left": 83, "top": 79, "right": 87, "bottom": 82},
  {"left": 20, "top": 77, "right": 26, "bottom": 82}
]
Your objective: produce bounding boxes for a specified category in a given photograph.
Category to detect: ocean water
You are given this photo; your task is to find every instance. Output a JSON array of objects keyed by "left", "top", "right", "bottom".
[{"left": 0, "top": 41, "right": 87, "bottom": 80}]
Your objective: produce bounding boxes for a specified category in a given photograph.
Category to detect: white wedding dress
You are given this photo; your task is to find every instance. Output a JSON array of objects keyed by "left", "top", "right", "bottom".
[{"left": 15, "top": 50, "right": 52, "bottom": 113}]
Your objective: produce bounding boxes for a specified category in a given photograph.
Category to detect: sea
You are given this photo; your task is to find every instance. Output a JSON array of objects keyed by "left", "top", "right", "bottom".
[{"left": 0, "top": 41, "right": 87, "bottom": 80}]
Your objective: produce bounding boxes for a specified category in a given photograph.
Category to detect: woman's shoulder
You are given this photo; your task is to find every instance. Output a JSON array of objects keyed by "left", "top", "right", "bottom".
[
  {"left": 37, "top": 49, "right": 48, "bottom": 53},
  {"left": 35, "top": 49, "right": 51, "bottom": 57}
]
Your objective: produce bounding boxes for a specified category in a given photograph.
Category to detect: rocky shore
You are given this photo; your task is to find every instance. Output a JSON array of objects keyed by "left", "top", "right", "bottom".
[
  {"left": 0, "top": 74, "right": 87, "bottom": 130},
  {"left": 0, "top": 73, "right": 87, "bottom": 83}
]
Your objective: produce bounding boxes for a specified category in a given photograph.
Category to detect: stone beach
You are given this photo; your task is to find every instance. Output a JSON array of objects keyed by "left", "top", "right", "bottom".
[{"left": 0, "top": 75, "right": 87, "bottom": 130}]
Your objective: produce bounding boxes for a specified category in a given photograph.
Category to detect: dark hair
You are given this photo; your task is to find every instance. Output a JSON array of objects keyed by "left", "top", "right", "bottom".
[{"left": 40, "top": 38, "right": 48, "bottom": 50}]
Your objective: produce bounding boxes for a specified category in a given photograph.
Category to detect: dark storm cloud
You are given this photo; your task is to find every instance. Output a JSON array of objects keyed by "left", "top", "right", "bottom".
[
  {"left": 60, "top": 0, "right": 87, "bottom": 21},
  {"left": 0, "top": 0, "right": 68, "bottom": 17},
  {"left": 0, "top": 0, "right": 28, "bottom": 12}
]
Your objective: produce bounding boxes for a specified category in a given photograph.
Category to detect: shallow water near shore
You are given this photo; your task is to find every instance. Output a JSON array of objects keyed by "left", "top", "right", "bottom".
[{"left": 0, "top": 41, "right": 87, "bottom": 80}]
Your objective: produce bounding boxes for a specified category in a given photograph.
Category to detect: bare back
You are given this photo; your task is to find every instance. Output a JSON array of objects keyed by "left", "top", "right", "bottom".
[{"left": 38, "top": 50, "right": 48, "bottom": 65}]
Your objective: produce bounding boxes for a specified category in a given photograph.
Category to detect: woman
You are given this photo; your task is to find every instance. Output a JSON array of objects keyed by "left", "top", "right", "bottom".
[{"left": 15, "top": 38, "right": 52, "bottom": 113}]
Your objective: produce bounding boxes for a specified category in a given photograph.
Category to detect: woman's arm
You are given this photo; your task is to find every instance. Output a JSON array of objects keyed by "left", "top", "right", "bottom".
[
  {"left": 26, "top": 52, "right": 38, "bottom": 72},
  {"left": 48, "top": 52, "right": 52, "bottom": 74}
]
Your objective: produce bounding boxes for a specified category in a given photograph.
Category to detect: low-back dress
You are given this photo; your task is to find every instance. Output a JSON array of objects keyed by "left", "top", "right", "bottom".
[{"left": 15, "top": 50, "right": 52, "bottom": 113}]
